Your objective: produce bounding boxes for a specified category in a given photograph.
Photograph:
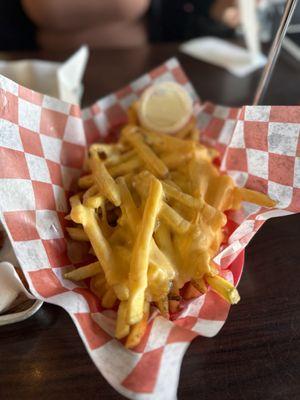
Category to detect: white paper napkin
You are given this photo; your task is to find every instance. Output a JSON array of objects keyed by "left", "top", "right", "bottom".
[
  {"left": 0, "top": 45, "right": 89, "bottom": 104},
  {"left": 180, "top": 37, "right": 266, "bottom": 77},
  {"left": 0, "top": 262, "right": 43, "bottom": 325}
]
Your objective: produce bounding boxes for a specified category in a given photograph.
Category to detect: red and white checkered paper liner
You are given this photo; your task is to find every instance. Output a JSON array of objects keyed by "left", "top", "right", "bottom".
[{"left": 0, "top": 58, "right": 299, "bottom": 399}]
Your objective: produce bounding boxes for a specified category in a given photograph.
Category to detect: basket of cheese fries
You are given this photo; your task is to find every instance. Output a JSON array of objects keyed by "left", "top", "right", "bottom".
[{"left": 0, "top": 59, "right": 299, "bottom": 399}]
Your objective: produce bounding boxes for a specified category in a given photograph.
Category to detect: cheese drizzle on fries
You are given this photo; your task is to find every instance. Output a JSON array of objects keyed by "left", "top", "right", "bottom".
[{"left": 65, "top": 83, "right": 276, "bottom": 348}]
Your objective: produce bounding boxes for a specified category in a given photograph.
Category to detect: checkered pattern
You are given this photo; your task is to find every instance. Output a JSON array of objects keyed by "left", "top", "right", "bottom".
[
  {"left": 0, "top": 59, "right": 299, "bottom": 400},
  {"left": 197, "top": 102, "right": 241, "bottom": 157},
  {"left": 213, "top": 105, "right": 300, "bottom": 270}
]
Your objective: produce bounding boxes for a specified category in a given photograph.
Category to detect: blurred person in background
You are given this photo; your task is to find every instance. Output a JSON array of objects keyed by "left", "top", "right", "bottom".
[{"left": 0, "top": 0, "right": 244, "bottom": 51}]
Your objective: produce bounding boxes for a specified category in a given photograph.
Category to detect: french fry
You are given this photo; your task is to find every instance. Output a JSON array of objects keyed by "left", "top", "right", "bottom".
[
  {"left": 109, "top": 226, "right": 132, "bottom": 247},
  {"left": 64, "top": 261, "right": 102, "bottom": 281},
  {"left": 162, "top": 181, "right": 199, "bottom": 208},
  {"left": 70, "top": 193, "right": 82, "bottom": 208},
  {"left": 205, "top": 274, "right": 240, "bottom": 304},
  {"left": 116, "top": 176, "right": 140, "bottom": 234},
  {"left": 150, "top": 241, "right": 176, "bottom": 280},
  {"left": 231, "top": 187, "right": 243, "bottom": 210},
  {"left": 84, "top": 194, "right": 104, "bottom": 209},
  {"left": 201, "top": 204, "right": 227, "bottom": 231},
  {"left": 154, "top": 223, "right": 178, "bottom": 270},
  {"left": 114, "top": 243, "right": 172, "bottom": 304},
  {"left": 108, "top": 156, "right": 142, "bottom": 178},
  {"left": 161, "top": 152, "right": 192, "bottom": 169},
  {"left": 209, "top": 229, "right": 224, "bottom": 255},
  {"left": 189, "top": 250, "right": 212, "bottom": 278},
  {"left": 71, "top": 201, "right": 119, "bottom": 287},
  {"left": 209, "top": 262, "right": 220, "bottom": 276},
  {"left": 133, "top": 175, "right": 191, "bottom": 234},
  {"left": 169, "top": 171, "right": 191, "bottom": 194},
  {"left": 194, "top": 146, "right": 213, "bottom": 162},
  {"left": 90, "top": 274, "right": 107, "bottom": 299},
  {"left": 163, "top": 178, "right": 182, "bottom": 191},
  {"left": 235, "top": 187, "right": 276, "bottom": 208},
  {"left": 83, "top": 184, "right": 98, "bottom": 203},
  {"left": 115, "top": 301, "right": 130, "bottom": 339},
  {"left": 205, "top": 175, "right": 234, "bottom": 211},
  {"left": 111, "top": 248, "right": 130, "bottom": 301},
  {"left": 125, "top": 302, "right": 150, "bottom": 349},
  {"left": 102, "top": 288, "right": 117, "bottom": 308},
  {"left": 113, "top": 244, "right": 131, "bottom": 265},
  {"left": 159, "top": 202, "right": 191, "bottom": 234},
  {"left": 127, "top": 177, "right": 162, "bottom": 325},
  {"left": 147, "top": 265, "right": 170, "bottom": 301},
  {"left": 66, "top": 227, "right": 89, "bottom": 241},
  {"left": 89, "top": 151, "right": 121, "bottom": 206},
  {"left": 70, "top": 194, "right": 85, "bottom": 224},
  {"left": 89, "top": 143, "right": 120, "bottom": 157},
  {"left": 189, "top": 158, "right": 218, "bottom": 199},
  {"left": 105, "top": 149, "right": 136, "bottom": 168},
  {"left": 131, "top": 170, "right": 151, "bottom": 189},
  {"left": 78, "top": 174, "right": 93, "bottom": 189},
  {"left": 123, "top": 126, "right": 169, "bottom": 178},
  {"left": 113, "top": 282, "right": 130, "bottom": 301},
  {"left": 143, "top": 128, "right": 196, "bottom": 153}
]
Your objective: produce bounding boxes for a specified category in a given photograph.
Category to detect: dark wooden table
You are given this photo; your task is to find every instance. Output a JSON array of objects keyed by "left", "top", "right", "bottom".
[{"left": 0, "top": 44, "right": 299, "bottom": 400}]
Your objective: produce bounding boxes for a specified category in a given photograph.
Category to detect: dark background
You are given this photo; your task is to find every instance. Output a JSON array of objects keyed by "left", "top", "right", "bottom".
[{"left": 0, "top": 44, "right": 299, "bottom": 399}]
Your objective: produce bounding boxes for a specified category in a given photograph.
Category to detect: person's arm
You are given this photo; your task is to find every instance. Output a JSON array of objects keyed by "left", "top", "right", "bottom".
[{"left": 22, "top": 0, "right": 149, "bottom": 32}]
